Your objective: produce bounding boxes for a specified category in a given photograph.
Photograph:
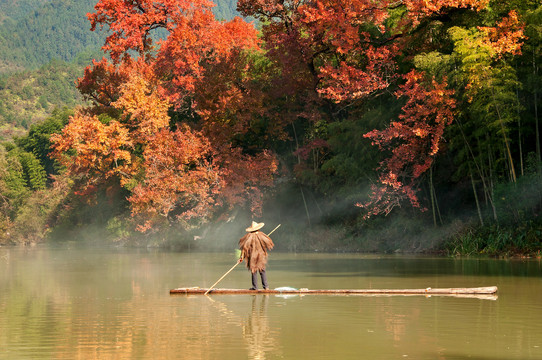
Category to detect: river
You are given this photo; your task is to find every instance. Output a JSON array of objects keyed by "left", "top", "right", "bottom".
[{"left": 1, "top": 245, "right": 541, "bottom": 359}]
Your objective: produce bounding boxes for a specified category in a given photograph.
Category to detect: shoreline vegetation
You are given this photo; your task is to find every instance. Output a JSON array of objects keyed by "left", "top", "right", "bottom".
[
  {"left": 1, "top": 231, "right": 541, "bottom": 260},
  {"left": 2, "top": 210, "right": 541, "bottom": 259},
  {"left": 0, "top": 1, "right": 541, "bottom": 257}
]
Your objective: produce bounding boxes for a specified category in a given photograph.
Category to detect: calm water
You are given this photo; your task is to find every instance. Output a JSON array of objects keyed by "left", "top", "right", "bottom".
[{"left": 1, "top": 245, "right": 541, "bottom": 360}]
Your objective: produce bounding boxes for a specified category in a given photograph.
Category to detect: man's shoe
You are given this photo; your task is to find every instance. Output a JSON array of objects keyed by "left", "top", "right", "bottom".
[{"left": 249, "top": 287, "right": 257, "bottom": 290}]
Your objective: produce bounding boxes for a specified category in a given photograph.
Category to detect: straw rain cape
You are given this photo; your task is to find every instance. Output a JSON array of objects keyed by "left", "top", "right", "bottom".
[{"left": 239, "top": 231, "right": 274, "bottom": 273}]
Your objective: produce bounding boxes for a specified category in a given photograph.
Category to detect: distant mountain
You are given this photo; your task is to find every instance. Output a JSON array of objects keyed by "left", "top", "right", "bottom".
[
  {"left": 0, "top": 0, "right": 240, "bottom": 73},
  {"left": 0, "top": 0, "right": 50, "bottom": 23},
  {"left": 212, "top": 0, "right": 239, "bottom": 21},
  {"left": 0, "top": 0, "right": 103, "bottom": 73},
  {"left": 0, "top": 0, "right": 241, "bottom": 139}
]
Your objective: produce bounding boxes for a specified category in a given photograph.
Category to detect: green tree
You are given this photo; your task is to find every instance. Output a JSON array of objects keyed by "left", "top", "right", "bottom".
[
  {"left": 0, "top": 146, "right": 30, "bottom": 218},
  {"left": 15, "top": 107, "right": 72, "bottom": 176},
  {"left": 16, "top": 151, "right": 47, "bottom": 191},
  {"left": 518, "top": 6, "right": 542, "bottom": 169}
]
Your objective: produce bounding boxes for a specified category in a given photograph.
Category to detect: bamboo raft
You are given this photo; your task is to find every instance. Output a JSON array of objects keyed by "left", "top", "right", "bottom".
[{"left": 170, "top": 286, "right": 498, "bottom": 297}]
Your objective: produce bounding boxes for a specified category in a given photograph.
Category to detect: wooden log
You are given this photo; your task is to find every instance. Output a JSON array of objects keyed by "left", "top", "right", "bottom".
[{"left": 170, "top": 286, "right": 498, "bottom": 296}]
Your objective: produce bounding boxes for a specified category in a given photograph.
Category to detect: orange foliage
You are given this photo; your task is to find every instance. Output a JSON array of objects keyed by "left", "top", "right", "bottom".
[
  {"left": 51, "top": 114, "right": 136, "bottom": 191},
  {"left": 77, "top": 57, "right": 130, "bottom": 110},
  {"left": 128, "top": 127, "right": 221, "bottom": 231},
  {"left": 360, "top": 71, "right": 456, "bottom": 217},
  {"left": 239, "top": 0, "right": 489, "bottom": 105},
  {"left": 479, "top": 11, "right": 525, "bottom": 58},
  {"left": 112, "top": 73, "right": 170, "bottom": 141},
  {"left": 58, "top": 0, "right": 523, "bottom": 224},
  {"left": 89, "top": 0, "right": 217, "bottom": 62},
  {"left": 87, "top": 0, "right": 259, "bottom": 109},
  {"left": 217, "top": 148, "right": 278, "bottom": 217},
  {"left": 306, "top": 0, "right": 488, "bottom": 101},
  {"left": 53, "top": 0, "right": 276, "bottom": 230}
]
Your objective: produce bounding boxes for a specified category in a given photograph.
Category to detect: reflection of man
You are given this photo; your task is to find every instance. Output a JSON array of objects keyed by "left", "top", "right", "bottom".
[
  {"left": 238, "top": 221, "right": 274, "bottom": 290},
  {"left": 243, "top": 295, "right": 278, "bottom": 360}
]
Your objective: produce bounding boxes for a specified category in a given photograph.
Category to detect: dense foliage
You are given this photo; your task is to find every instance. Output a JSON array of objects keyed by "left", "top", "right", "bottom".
[
  {"left": 0, "top": 0, "right": 540, "bottom": 255},
  {"left": 0, "top": 108, "right": 71, "bottom": 244}
]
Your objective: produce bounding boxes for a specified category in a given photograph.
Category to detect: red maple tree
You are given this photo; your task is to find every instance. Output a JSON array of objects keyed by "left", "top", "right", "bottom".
[
  {"left": 361, "top": 71, "right": 456, "bottom": 217},
  {"left": 52, "top": 0, "right": 276, "bottom": 230},
  {"left": 52, "top": 0, "right": 526, "bottom": 227},
  {"left": 239, "top": 0, "right": 523, "bottom": 218}
]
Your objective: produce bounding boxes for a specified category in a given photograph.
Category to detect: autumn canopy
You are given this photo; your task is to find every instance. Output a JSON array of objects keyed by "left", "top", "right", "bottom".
[{"left": 50, "top": 0, "right": 526, "bottom": 231}]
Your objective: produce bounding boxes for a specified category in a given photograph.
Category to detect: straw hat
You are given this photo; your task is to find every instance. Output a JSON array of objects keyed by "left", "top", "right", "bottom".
[{"left": 246, "top": 221, "right": 264, "bottom": 232}]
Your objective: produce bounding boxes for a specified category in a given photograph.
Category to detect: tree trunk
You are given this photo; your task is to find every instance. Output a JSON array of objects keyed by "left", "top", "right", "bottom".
[
  {"left": 516, "top": 85, "right": 524, "bottom": 176},
  {"left": 458, "top": 120, "right": 498, "bottom": 222},
  {"left": 429, "top": 166, "right": 442, "bottom": 227},
  {"left": 429, "top": 166, "right": 437, "bottom": 227},
  {"left": 292, "top": 123, "right": 301, "bottom": 165},
  {"left": 300, "top": 186, "right": 311, "bottom": 226},
  {"left": 469, "top": 164, "right": 484, "bottom": 226},
  {"left": 534, "top": 49, "right": 541, "bottom": 171},
  {"left": 433, "top": 181, "right": 443, "bottom": 226},
  {"left": 490, "top": 88, "right": 516, "bottom": 183}
]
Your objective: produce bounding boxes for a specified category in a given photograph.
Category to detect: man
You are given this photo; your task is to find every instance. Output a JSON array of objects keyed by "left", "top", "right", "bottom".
[{"left": 238, "top": 221, "right": 274, "bottom": 290}]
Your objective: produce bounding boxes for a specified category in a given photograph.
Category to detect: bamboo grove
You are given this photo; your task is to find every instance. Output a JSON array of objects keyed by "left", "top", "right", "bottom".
[{"left": 0, "top": 0, "right": 541, "bottom": 254}]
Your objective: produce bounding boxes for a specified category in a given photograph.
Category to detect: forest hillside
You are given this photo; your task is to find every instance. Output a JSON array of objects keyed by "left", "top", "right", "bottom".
[
  {"left": 0, "top": 0, "right": 239, "bottom": 72},
  {"left": 0, "top": 0, "right": 240, "bottom": 138}
]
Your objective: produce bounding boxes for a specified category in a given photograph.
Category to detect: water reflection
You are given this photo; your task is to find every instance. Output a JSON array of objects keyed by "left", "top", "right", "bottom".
[
  {"left": 206, "top": 295, "right": 281, "bottom": 360},
  {"left": 243, "top": 295, "right": 280, "bottom": 360},
  {"left": 1, "top": 246, "right": 541, "bottom": 360},
  {"left": 272, "top": 256, "right": 542, "bottom": 278}
]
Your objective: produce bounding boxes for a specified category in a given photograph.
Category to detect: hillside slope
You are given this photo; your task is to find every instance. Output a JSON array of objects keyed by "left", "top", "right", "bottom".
[{"left": 0, "top": 0, "right": 240, "bottom": 139}]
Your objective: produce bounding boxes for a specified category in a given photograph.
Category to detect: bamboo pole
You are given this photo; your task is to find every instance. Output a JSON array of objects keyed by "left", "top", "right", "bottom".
[
  {"left": 204, "top": 262, "right": 240, "bottom": 296},
  {"left": 204, "top": 224, "right": 281, "bottom": 295}
]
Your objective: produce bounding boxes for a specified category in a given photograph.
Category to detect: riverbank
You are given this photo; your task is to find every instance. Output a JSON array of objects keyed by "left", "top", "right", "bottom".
[
  {"left": 444, "top": 221, "right": 542, "bottom": 258},
  {"left": 154, "top": 216, "right": 542, "bottom": 258},
  {"left": 2, "top": 212, "right": 541, "bottom": 259}
]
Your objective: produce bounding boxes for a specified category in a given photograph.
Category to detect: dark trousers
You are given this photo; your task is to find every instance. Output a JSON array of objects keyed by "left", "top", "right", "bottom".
[{"left": 251, "top": 269, "right": 268, "bottom": 289}]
